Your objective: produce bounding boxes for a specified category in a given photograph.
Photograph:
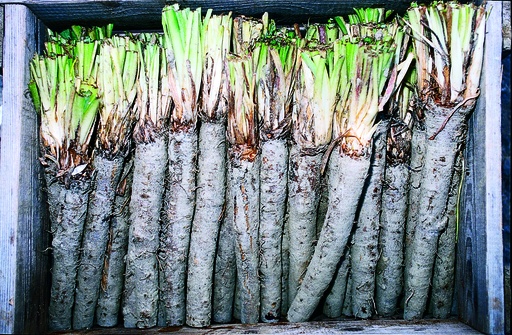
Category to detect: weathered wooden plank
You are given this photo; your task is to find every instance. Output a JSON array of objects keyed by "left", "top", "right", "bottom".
[
  {"left": 1, "top": 3, "right": 3, "bottom": 67},
  {"left": 0, "top": 0, "right": 416, "bottom": 30},
  {"left": 457, "top": 2, "right": 505, "bottom": 335},
  {"left": 52, "top": 319, "right": 483, "bottom": 334},
  {"left": 0, "top": 5, "right": 49, "bottom": 334}
]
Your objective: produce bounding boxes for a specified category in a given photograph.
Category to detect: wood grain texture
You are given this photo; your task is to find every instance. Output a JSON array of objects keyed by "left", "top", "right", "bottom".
[
  {"left": 457, "top": 2, "right": 505, "bottom": 335},
  {"left": 0, "top": 0, "right": 416, "bottom": 30},
  {"left": 0, "top": 5, "right": 49, "bottom": 334},
  {"left": 48, "top": 318, "right": 483, "bottom": 334}
]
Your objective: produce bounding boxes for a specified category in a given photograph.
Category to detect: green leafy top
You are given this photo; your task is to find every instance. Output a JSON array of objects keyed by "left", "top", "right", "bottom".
[
  {"left": 405, "top": 1, "right": 487, "bottom": 106},
  {"left": 254, "top": 28, "right": 299, "bottom": 140},
  {"left": 133, "top": 33, "right": 172, "bottom": 142},
  {"left": 96, "top": 35, "right": 139, "bottom": 156},
  {"left": 333, "top": 37, "right": 396, "bottom": 156},
  {"left": 162, "top": 4, "right": 212, "bottom": 130},
  {"left": 227, "top": 54, "right": 258, "bottom": 161},
  {"left": 29, "top": 37, "right": 102, "bottom": 178},
  {"left": 292, "top": 44, "right": 344, "bottom": 150},
  {"left": 201, "top": 12, "right": 233, "bottom": 122}
]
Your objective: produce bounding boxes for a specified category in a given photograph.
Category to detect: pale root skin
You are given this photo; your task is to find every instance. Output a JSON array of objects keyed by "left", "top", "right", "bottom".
[
  {"left": 351, "top": 122, "right": 388, "bottom": 319},
  {"left": 212, "top": 162, "right": 236, "bottom": 324},
  {"left": 159, "top": 129, "right": 197, "bottom": 326},
  {"left": 323, "top": 249, "right": 351, "bottom": 318},
  {"left": 123, "top": 136, "right": 167, "bottom": 328},
  {"left": 404, "top": 120, "right": 426, "bottom": 291},
  {"left": 287, "top": 145, "right": 323, "bottom": 308},
  {"left": 403, "top": 102, "right": 471, "bottom": 320},
  {"left": 46, "top": 176, "right": 91, "bottom": 331},
  {"left": 376, "top": 163, "right": 411, "bottom": 316},
  {"left": 429, "top": 152, "right": 463, "bottom": 318},
  {"left": 259, "top": 139, "right": 289, "bottom": 322},
  {"left": 230, "top": 153, "right": 261, "bottom": 324},
  {"left": 73, "top": 155, "right": 124, "bottom": 329},
  {"left": 96, "top": 159, "right": 134, "bottom": 327},
  {"left": 212, "top": 215, "right": 236, "bottom": 323},
  {"left": 186, "top": 123, "right": 226, "bottom": 327},
  {"left": 287, "top": 152, "right": 370, "bottom": 322}
]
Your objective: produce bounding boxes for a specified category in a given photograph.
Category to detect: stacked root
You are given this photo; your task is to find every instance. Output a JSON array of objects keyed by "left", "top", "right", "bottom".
[{"left": 28, "top": 1, "right": 487, "bottom": 330}]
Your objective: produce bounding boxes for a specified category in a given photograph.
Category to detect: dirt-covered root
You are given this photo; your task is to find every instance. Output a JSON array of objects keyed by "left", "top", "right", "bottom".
[
  {"left": 403, "top": 103, "right": 470, "bottom": 320},
  {"left": 230, "top": 155, "right": 261, "bottom": 324},
  {"left": 212, "top": 215, "right": 236, "bottom": 323},
  {"left": 404, "top": 121, "right": 426, "bottom": 291},
  {"left": 46, "top": 177, "right": 91, "bottom": 331},
  {"left": 96, "top": 159, "right": 134, "bottom": 327},
  {"left": 259, "top": 139, "right": 289, "bottom": 323},
  {"left": 429, "top": 152, "right": 463, "bottom": 318},
  {"left": 159, "top": 129, "right": 197, "bottom": 327},
  {"left": 287, "top": 145, "right": 323, "bottom": 307},
  {"left": 73, "top": 155, "right": 124, "bottom": 329},
  {"left": 287, "top": 153, "right": 370, "bottom": 322},
  {"left": 376, "top": 163, "right": 410, "bottom": 317},
  {"left": 186, "top": 123, "right": 226, "bottom": 327},
  {"left": 123, "top": 136, "right": 167, "bottom": 328},
  {"left": 351, "top": 123, "right": 388, "bottom": 319},
  {"left": 323, "top": 249, "right": 351, "bottom": 318},
  {"left": 212, "top": 160, "right": 236, "bottom": 324}
]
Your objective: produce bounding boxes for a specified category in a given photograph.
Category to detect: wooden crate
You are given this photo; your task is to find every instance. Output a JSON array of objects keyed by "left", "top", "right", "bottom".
[{"left": 0, "top": 1, "right": 505, "bottom": 334}]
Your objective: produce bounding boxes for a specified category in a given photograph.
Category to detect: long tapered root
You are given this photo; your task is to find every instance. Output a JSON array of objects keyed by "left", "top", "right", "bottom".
[
  {"left": 123, "top": 136, "right": 167, "bottom": 328},
  {"left": 351, "top": 122, "right": 388, "bottom": 319},
  {"left": 404, "top": 102, "right": 471, "bottom": 320},
  {"left": 96, "top": 159, "right": 134, "bottom": 327},
  {"left": 74, "top": 155, "right": 124, "bottom": 330},
  {"left": 186, "top": 123, "right": 226, "bottom": 327},
  {"left": 287, "top": 145, "right": 323, "bottom": 308},
  {"left": 47, "top": 177, "right": 91, "bottom": 331},
  {"left": 287, "top": 153, "right": 370, "bottom": 322},
  {"left": 159, "top": 129, "right": 198, "bottom": 326},
  {"left": 259, "top": 139, "right": 289, "bottom": 322},
  {"left": 230, "top": 155, "right": 261, "bottom": 324}
]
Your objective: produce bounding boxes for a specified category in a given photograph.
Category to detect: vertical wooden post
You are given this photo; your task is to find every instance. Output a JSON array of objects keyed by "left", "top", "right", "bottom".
[
  {"left": 457, "top": 2, "right": 505, "bottom": 334},
  {"left": 0, "top": 5, "right": 49, "bottom": 334}
]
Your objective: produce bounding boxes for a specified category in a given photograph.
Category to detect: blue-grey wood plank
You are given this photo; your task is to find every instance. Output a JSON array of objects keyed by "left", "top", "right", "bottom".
[
  {"left": 0, "top": 5, "right": 49, "bottom": 334},
  {"left": 457, "top": 2, "right": 505, "bottom": 334}
]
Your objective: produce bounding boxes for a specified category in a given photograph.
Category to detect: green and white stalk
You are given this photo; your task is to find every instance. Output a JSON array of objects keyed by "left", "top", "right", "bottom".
[
  {"left": 123, "top": 33, "right": 171, "bottom": 328},
  {"left": 28, "top": 27, "right": 102, "bottom": 330},
  {"left": 287, "top": 37, "right": 395, "bottom": 322},
  {"left": 186, "top": 12, "right": 232, "bottom": 328},
  {"left": 255, "top": 29, "right": 298, "bottom": 322},
  {"left": 159, "top": 5, "right": 210, "bottom": 326},
  {"left": 232, "top": 13, "right": 268, "bottom": 55},
  {"left": 402, "top": 1, "right": 487, "bottom": 320},
  {"left": 286, "top": 43, "right": 342, "bottom": 312},
  {"left": 226, "top": 54, "right": 261, "bottom": 324},
  {"left": 303, "top": 21, "right": 340, "bottom": 48}
]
